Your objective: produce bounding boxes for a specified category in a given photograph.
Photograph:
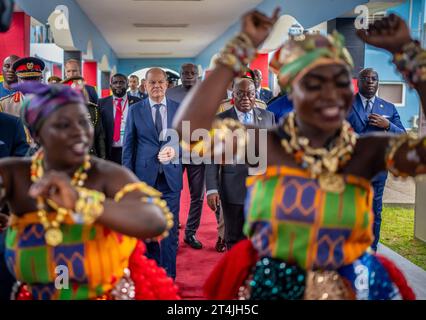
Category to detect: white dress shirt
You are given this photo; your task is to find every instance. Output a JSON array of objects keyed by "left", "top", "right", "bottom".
[{"left": 359, "top": 93, "right": 376, "bottom": 111}]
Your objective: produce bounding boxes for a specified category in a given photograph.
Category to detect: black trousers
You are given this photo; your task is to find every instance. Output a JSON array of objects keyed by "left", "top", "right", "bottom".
[
  {"left": 183, "top": 164, "right": 205, "bottom": 238},
  {"left": 110, "top": 147, "right": 123, "bottom": 165},
  {"left": 221, "top": 201, "right": 246, "bottom": 250}
]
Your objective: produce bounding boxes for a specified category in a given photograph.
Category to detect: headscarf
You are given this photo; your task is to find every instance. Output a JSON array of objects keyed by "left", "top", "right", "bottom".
[
  {"left": 13, "top": 81, "right": 86, "bottom": 136},
  {"left": 269, "top": 31, "right": 354, "bottom": 92}
]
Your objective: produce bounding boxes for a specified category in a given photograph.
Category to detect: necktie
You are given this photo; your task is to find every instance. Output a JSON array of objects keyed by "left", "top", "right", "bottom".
[
  {"left": 154, "top": 104, "right": 163, "bottom": 138},
  {"left": 243, "top": 112, "right": 251, "bottom": 124},
  {"left": 113, "top": 98, "right": 123, "bottom": 142},
  {"left": 154, "top": 104, "right": 164, "bottom": 173},
  {"left": 366, "top": 100, "right": 372, "bottom": 114}
]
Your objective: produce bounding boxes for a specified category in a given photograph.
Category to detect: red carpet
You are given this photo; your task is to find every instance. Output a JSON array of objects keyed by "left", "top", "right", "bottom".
[{"left": 175, "top": 174, "right": 224, "bottom": 299}]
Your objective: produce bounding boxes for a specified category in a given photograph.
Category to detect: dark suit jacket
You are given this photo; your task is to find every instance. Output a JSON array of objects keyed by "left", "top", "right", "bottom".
[
  {"left": 0, "top": 113, "right": 29, "bottom": 158},
  {"left": 205, "top": 107, "right": 274, "bottom": 205},
  {"left": 122, "top": 98, "right": 182, "bottom": 192},
  {"left": 347, "top": 93, "right": 406, "bottom": 182},
  {"left": 85, "top": 84, "right": 98, "bottom": 105},
  {"left": 99, "top": 93, "right": 141, "bottom": 160},
  {"left": 347, "top": 94, "right": 405, "bottom": 134}
]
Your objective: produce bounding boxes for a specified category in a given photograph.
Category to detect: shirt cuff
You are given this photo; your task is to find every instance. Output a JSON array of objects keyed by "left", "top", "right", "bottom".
[{"left": 206, "top": 189, "right": 219, "bottom": 196}]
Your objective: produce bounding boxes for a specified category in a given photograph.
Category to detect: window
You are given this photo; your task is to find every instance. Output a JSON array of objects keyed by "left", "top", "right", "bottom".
[{"left": 377, "top": 82, "right": 405, "bottom": 107}]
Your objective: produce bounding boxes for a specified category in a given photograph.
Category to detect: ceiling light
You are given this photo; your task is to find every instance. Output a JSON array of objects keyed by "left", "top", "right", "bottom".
[
  {"left": 134, "top": 23, "right": 188, "bottom": 28},
  {"left": 137, "top": 52, "right": 173, "bottom": 56},
  {"left": 138, "top": 39, "right": 182, "bottom": 42}
]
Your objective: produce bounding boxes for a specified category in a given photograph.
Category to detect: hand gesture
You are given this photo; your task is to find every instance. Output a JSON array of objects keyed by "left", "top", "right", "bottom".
[
  {"left": 29, "top": 171, "right": 78, "bottom": 210},
  {"left": 356, "top": 14, "right": 412, "bottom": 54},
  {"left": 242, "top": 7, "right": 281, "bottom": 48},
  {"left": 368, "top": 114, "right": 390, "bottom": 129},
  {"left": 158, "top": 146, "right": 176, "bottom": 164},
  {"left": 207, "top": 193, "right": 220, "bottom": 212}
]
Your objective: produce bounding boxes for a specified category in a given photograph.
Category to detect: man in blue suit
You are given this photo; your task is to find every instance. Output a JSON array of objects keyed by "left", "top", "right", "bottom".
[
  {"left": 347, "top": 68, "right": 405, "bottom": 251},
  {"left": 122, "top": 68, "right": 182, "bottom": 279},
  {"left": 0, "top": 112, "right": 29, "bottom": 300},
  {"left": 266, "top": 93, "right": 294, "bottom": 123},
  {"left": 253, "top": 69, "right": 273, "bottom": 103}
]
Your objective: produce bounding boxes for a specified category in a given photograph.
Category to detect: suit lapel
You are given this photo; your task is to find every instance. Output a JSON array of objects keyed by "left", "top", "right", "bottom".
[
  {"left": 140, "top": 99, "right": 156, "bottom": 132},
  {"left": 127, "top": 93, "right": 138, "bottom": 106},
  {"left": 352, "top": 94, "right": 368, "bottom": 126},
  {"left": 253, "top": 107, "right": 263, "bottom": 125},
  {"left": 106, "top": 96, "right": 114, "bottom": 133},
  {"left": 229, "top": 107, "right": 239, "bottom": 121}
]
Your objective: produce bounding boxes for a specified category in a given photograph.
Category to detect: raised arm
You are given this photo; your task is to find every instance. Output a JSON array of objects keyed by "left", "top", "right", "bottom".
[
  {"left": 357, "top": 14, "right": 426, "bottom": 115},
  {"left": 357, "top": 14, "right": 426, "bottom": 176},
  {"left": 173, "top": 9, "right": 280, "bottom": 137}
]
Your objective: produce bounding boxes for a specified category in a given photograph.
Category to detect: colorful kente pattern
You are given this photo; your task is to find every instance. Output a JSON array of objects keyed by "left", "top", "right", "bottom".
[
  {"left": 5, "top": 213, "right": 137, "bottom": 300},
  {"left": 244, "top": 166, "right": 374, "bottom": 270}
]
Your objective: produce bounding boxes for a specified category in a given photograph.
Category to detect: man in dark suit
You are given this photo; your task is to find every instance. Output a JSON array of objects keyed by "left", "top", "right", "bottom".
[
  {"left": 205, "top": 78, "right": 274, "bottom": 249},
  {"left": 347, "top": 68, "right": 405, "bottom": 251},
  {"left": 61, "top": 76, "right": 106, "bottom": 159},
  {"left": 0, "top": 112, "right": 29, "bottom": 300},
  {"left": 123, "top": 68, "right": 182, "bottom": 279},
  {"left": 167, "top": 63, "right": 204, "bottom": 249},
  {"left": 99, "top": 73, "right": 140, "bottom": 164},
  {"left": 64, "top": 59, "right": 98, "bottom": 105},
  {"left": 253, "top": 69, "right": 273, "bottom": 103}
]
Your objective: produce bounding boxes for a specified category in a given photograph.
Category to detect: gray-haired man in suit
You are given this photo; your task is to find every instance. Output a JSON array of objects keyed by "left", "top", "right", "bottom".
[{"left": 205, "top": 78, "right": 274, "bottom": 249}]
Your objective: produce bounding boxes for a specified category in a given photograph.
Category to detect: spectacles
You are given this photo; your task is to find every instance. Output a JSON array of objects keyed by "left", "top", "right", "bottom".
[{"left": 235, "top": 91, "right": 256, "bottom": 99}]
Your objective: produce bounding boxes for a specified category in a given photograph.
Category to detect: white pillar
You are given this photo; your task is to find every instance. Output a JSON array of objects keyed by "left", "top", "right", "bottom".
[{"left": 415, "top": 106, "right": 426, "bottom": 243}]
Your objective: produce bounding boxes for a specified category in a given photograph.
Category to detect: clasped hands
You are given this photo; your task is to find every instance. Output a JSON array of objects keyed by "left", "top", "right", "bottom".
[{"left": 158, "top": 146, "right": 176, "bottom": 164}]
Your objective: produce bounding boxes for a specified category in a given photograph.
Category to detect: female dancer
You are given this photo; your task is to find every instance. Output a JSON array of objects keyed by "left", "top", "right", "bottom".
[
  {"left": 174, "top": 9, "right": 423, "bottom": 299},
  {"left": 0, "top": 82, "right": 179, "bottom": 300}
]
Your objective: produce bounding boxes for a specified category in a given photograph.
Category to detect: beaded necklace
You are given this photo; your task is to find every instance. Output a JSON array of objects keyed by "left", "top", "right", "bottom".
[
  {"left": 280, "top": 112, "right": 357, "bottom": 193},
  {"left": 30, "top": 149, "right": 91, "bottom": 246}
]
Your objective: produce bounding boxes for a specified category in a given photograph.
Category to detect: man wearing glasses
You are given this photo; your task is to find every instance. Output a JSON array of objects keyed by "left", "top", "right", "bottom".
[
  {"left": 205, "top": 78, "right": 274, "bottom": 250},
  {"left": 347, "top": 68, "right": 405, "bottom": 252}
]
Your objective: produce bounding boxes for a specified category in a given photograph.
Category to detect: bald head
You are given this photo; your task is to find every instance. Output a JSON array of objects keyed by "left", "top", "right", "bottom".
[
  {"left": 233, "top": 77, "right": 256, "bottom": 113},
  {"left": 180, "top": 63, "right": 198, "bottom": 89},
  {"left": 145, "top": 68, "right": 168, "bottom": 103},
  {"left": 2, "top": 55, "right": 20, "bottom": 85},
  {"left": 358, "top": 68, "right": 379, "bottom": 99}
]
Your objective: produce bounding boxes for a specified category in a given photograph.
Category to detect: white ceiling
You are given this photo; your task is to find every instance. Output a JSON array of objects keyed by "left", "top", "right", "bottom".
[{"left": 76, "top": 0, "right": 262, "bottom": 59}]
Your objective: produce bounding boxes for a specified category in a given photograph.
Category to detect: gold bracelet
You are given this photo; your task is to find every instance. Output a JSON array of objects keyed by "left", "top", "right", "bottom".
[
  {"left": 217, "top": 32, "right": 256, "bottom": 76},
  {"left": 74, "top": 187, "right": 105, "bottom": 225},
  {"left": 141, "top": 196, "right": 174, "bottom": 240},
  {"left": 114, "top": 182, "right": 162, "bottom": 202}
]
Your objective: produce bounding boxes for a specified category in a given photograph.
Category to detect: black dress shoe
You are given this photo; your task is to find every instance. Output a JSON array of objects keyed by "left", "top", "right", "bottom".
[
  {"left": 184, "top": 235, "right": 203, "bottom": 249},
  {"left": 215, "top": 237, "right": 226, "bottom": 253}
]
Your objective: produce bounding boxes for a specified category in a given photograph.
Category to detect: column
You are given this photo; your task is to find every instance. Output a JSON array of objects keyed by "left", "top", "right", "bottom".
[
  {"left": 250, "top": 53, "right": 269, "bottom": 88},
  {"left": 100, "top": 71, "right": 111, "bottom": 98},
  {"left": 83, "top": 61, "right": 98, "bottom": 89},
  {"left": 415, "top": 106, "right": 426, "bottom": 243}
]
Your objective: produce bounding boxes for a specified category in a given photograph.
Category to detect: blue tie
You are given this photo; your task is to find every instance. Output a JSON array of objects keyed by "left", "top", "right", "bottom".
[
  {"left": 153, "top": 104, "right": 163, "bottom": 137},
  {"left": 365, "top": 100, "right": 372, "bottom": 114},
  {"left": 154, "top": 104, "right": 164, "bottom": 173},
  {"left": 243, "top": 113, "right": 251, "bottom": 124}
]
